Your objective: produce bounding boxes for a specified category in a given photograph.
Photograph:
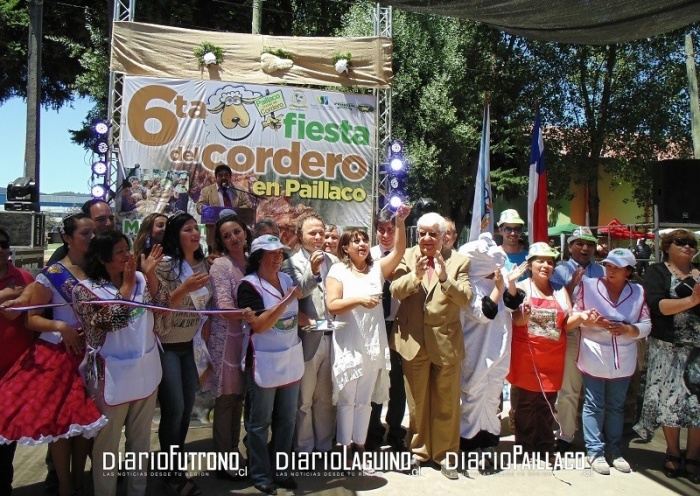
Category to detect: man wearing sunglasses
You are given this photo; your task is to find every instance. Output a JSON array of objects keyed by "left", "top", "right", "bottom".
[
  {"left": 497, "top": 209, "right": 527, "bottom": 272},
  {"left": 550, "top": 226, "right": 605, "bottom": 454}
]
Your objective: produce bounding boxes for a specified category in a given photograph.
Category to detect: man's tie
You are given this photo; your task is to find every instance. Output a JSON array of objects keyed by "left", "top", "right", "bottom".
[
  {"left": 382, "top": 250, "right": 391, "bottom": 318},
  {"left": 427, "top": 256, "right": 435, "bottom": 282},
  {"left": 221, "top": 188, "right": 233, "bottom": 208}
]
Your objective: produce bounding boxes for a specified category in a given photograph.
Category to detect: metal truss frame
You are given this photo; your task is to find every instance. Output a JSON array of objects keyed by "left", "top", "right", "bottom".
[
  {"left": 105, "top": 0, "right": 136, "bottom": 204},
  {"left": 373, "top": 3, "right": 392, "bottom": 225}
]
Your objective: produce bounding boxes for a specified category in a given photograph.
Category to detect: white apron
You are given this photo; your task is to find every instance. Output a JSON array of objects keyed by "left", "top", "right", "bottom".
[
  {"left": 79, "top": 272, "right": 162, "bottom": 406},
  {"left": 577, "top": 277, "right": 648, "bottom": 378},
  {"left": 241, "top": 271, "right": 303, "bottom": 388}
]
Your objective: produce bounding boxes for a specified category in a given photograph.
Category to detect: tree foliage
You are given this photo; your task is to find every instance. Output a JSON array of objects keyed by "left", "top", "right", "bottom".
[
  {"left": 0, "top": 0, "right": 96, "bottom": 109},
  {"left": 340, "top": 2, "right": 697, "bottom": 230},
  {"left": 1, "top": 0, "right": 696, "bottom": 230}
]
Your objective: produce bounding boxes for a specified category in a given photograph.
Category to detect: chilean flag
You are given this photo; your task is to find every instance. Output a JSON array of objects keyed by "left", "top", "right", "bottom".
[{"left": 528, "top": 110, "right": 548, "bottom": 244}]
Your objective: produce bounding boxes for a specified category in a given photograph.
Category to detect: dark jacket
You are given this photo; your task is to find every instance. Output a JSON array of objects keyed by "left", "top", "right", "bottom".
[{"left": 643, "top": 262, "right": 696, "bottom": 343}]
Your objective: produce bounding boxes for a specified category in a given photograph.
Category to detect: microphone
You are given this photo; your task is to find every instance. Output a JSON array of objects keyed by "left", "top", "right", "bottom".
[{"left": 221, "top": 180, "right": 229, "bottom": 189}]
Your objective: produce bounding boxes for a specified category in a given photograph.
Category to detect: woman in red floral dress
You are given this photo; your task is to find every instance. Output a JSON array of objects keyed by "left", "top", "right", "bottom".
[{"left": 0, "top": 214, "right": 107, "bottom": 496}]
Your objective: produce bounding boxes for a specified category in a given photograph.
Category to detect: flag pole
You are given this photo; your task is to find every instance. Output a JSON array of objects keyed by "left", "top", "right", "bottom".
[{"left": 469, "top": 94, "right": 493, "bottom": 241}]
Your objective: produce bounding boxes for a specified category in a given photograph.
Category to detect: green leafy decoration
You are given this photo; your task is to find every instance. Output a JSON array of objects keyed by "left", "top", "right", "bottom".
[
  {"left": 261, "top": 47, "right": 293, "bottom": 60},
  {"left": 333, "top": 51, "right": 352, "bottom": 65},
  {"left": 193, "top": 41, "right": 224, "bottom": 66}
]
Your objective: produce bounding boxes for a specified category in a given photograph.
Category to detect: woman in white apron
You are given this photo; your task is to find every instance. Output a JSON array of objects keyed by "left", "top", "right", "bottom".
[
  {"left": 324, "top": 205, "right": 409, "bottom": 463},
  {"left": 154, "top": 213, "right": 211, "bottom": 496},
  {"left": 237, "top": 235, "right": 302, "bottom": 495},
  {"left": 0, "top": 214, "right": 106, "bottom": 496},
  {"left": 73, "top": 230, "right": 168, "bottom": 496},
  {"left": 573, "top": 248, "right": 651, "bottom": 475}
]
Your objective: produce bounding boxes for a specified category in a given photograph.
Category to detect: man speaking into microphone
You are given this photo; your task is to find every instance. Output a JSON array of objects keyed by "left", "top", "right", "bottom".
[{"left": 196, "top": 165, "right": 253, "bottom": 253}]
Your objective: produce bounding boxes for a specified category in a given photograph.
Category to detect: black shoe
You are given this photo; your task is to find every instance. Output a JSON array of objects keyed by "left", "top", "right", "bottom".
[
  {"left": 274, "top": 477, "right": 297, "bottom": 490},
  {"left": 387, "top": 436, "right": 408, "bottom": 453},
  {"left": 364, "top": 437, "right": 383, "bottom": 452},
  {"left": 216, "top": 469, "right": 246, "bottom": 481},
  {"left": 554, "top": 439, "right": 571, "bottom": 454},
  {"left": 44, "top": 469, "right": 59, "bottom": 494},
  {"left": 685, "top": 458, "right": 700, "bottom": 484},
  {"left": 254, "top": 482, "right": 278, "bottom": 495}
]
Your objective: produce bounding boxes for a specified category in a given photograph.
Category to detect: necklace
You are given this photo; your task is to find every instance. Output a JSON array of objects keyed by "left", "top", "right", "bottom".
[
  {"left": 665, "top": 262, "right": 695, "bottom": 280},
  {"left": 351, "top": 263, "right": 368, "bottom": 273}
]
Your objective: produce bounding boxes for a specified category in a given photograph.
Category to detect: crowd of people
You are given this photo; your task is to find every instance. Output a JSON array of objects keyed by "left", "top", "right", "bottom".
[{"left": 0, "top": 201, "right": 699, "bottom": 496}]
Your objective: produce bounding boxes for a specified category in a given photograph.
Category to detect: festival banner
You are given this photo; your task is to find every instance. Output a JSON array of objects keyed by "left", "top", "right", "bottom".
[{"left": 118, "top": 76, "right": 377, "bottom": 239}]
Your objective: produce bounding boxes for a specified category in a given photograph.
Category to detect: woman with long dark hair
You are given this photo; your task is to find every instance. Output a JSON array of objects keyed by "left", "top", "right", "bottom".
[
  {"left": 73, "top": 230, "right": 167, "bottom": 496},
  {"left": 203, "top": 214, "right": 253, "bottom": 480},
  {"left": 0, "top": 214, "right": 106, "bottom": 496},
  {"left": 155, "top": 212, "right": 211, "bottom": 495}
]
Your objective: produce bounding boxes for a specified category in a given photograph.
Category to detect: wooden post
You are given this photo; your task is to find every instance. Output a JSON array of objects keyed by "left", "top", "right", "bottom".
[
  {"left": 686, "top": 34, "right": 700, "bottom": 158},
  {"left": 24, "top": 0, "right": 43, "bottom": 202}
]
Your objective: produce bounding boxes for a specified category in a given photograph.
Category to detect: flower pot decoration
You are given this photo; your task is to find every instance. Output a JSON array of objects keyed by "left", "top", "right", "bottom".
[
  {"left": 194, "top": 41, "right": 224, "bottom": 67},
  {"left": 333, "top": 51, "right": 352, "bottom": 75},
  {"left": 261, "top": 47, "right": 294, "bottom": 74}
]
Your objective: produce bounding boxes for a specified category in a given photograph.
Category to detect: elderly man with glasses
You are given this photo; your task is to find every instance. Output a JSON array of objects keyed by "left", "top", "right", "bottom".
[{"left": 550, "top": 226, "right": 605, "bottom": 453}]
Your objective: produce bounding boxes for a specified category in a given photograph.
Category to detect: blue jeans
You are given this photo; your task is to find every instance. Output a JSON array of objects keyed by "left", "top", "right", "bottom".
[
  {"left": 582, "top": 374, "right": 631, "bottom": 458},
  {"left": 246, "top": 371, "right": 299, "bottom": 485},
  {"left": 158, "top": 345, "right": 199, "bottom": 466}
]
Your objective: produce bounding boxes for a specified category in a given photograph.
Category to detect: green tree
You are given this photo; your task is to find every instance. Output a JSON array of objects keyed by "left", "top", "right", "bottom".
[
  {"left": 532, "top": 34, "right": 695, "bottom": 226},
  {"left": 340, "top": 2, "right": 697, "bottom": 230},
  {"left": 339, "top": 2, "right": 538, "bottom": 232},
  {"left": 0, "top": 0, "right": 96, "bottom": 109}
]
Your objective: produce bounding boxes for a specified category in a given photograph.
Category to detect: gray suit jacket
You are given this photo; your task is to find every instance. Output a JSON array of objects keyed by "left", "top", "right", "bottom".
[{"left": 282, "top": 247, "right": 339, "bottom": 361}]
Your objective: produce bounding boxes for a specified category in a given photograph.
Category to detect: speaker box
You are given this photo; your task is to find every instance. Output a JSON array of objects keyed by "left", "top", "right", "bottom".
[
  {"left": 0, "top": 211, "right": 46, "bottom": 247},
  {"left": 652, "top": 159, "right": 700, "bottom": 224}
]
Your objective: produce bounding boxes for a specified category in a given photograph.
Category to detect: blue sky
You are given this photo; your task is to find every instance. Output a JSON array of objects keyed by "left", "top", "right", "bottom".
[{"left": 0, "top": 96, "right": 94, "bottom": 194}]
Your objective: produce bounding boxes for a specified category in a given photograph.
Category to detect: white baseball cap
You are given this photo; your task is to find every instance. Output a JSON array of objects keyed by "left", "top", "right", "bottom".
[
  {"left": 602, "top": 248, "right": 636, "bottom": 268},
  {"left": 250, "top": 234, "right": 291, "bottom": 255}
]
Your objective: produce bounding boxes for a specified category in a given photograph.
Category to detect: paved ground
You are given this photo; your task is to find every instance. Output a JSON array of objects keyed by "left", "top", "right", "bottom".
[{"left": 10, "top": 406, "right": 700, "bottom": 496}]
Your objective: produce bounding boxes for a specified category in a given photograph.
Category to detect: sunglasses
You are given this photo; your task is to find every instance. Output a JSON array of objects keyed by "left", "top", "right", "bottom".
[
  {"left": 0, "top": 240, "right": 9, "bottom": 249},
  {"left": 672, "top": 238, "right": 698, "bottom": 249},
  {"left": 502, "top": 227, "right": 523, "bottom": 234}
]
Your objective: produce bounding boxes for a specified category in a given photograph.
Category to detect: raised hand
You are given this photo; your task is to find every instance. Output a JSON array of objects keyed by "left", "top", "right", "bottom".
[
  {"left": 395, "top": 203, "right": 411, "bottom": 221},
  {"left": 414, "top": 253, "right": 428, "bottom": 279},
  {"left": 183, "top": 272, "right": 210, "bottom": 292},
  {"left": 434, "top": 253, "right": 447, "bottom": 282},
  {"left": 309, "top": 249, "right": 325, "bottom": 275},
  {"left": 120, "top": 253, "right": 137, "bottom": 297},
  {"left": 141, "top": 244, "right": 164, "bottom": 275},
  {"left": 493, "top": 268, "right": 505, "bottom": 291},
  {"left": 507, "top": 262, "right": 529, "bottom": 284}
]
